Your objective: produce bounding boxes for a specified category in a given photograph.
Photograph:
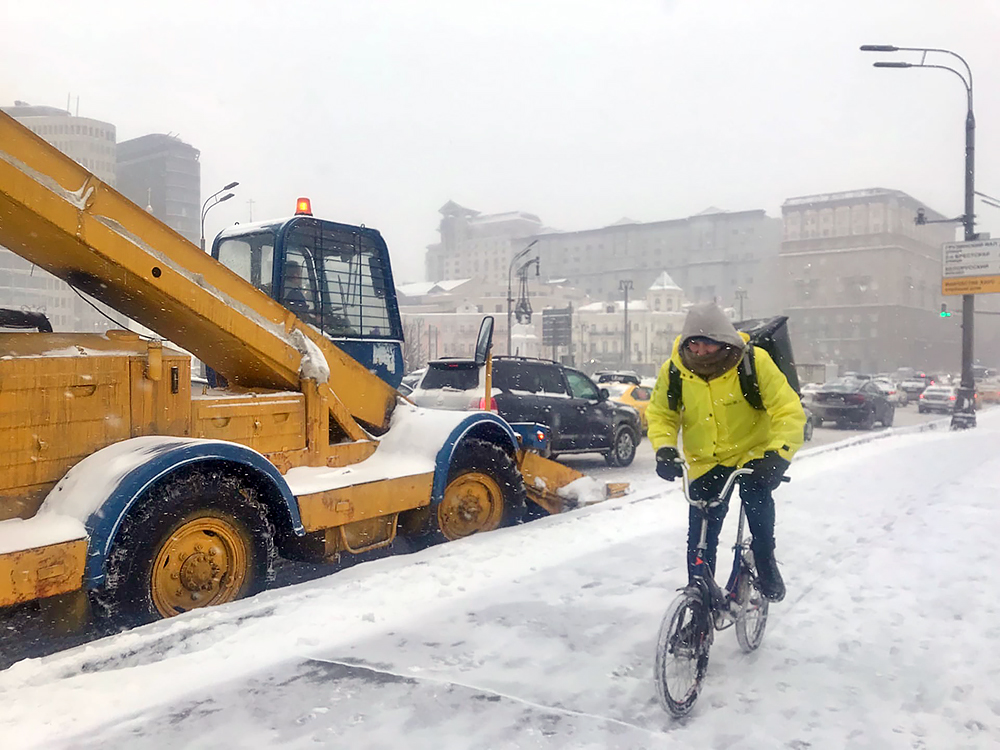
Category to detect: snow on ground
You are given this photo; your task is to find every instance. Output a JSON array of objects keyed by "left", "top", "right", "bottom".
[{"left": 2, "top": 412, "right": 1000, "bottom": 749}]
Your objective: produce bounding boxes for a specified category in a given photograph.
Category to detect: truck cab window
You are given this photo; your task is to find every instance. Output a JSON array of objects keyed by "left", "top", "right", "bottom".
[
  {"left": 285, "top": 222, "right": 396, "bottom": 339},
  {"left": 217, "top": 231, "right": 275, "bottom": 295}
]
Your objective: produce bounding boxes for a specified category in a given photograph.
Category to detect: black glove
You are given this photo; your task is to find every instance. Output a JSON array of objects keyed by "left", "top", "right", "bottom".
[
  {"left": 744, "top": 450, "right": 790, "bottom": 490},
  {"left": 656, "top": 447, "right": 683, "bottom": 482}
]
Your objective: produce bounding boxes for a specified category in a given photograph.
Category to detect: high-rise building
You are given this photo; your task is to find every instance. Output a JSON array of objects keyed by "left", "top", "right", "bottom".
[
  {"left": 779, "top": 188, "right": 958, "bottom": 373},
  {"left": 1, "top": 101, "right": 117, "bottom": 185},
  {"left": 425, "top": 201, "right": 543, "bottom": 287},
  {"left": 0, "top": 101, "right": 120, "bottom": 332},
  {"left": 117, "top": 134, "right": 201, "bottom": 244}
]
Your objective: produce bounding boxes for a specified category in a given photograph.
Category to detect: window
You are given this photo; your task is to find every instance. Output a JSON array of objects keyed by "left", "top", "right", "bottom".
[
  {"left": 217, "top": 230, "right": 276, "bottom": 293},
  {"left": 633, "top": 387, "right": 651, "bottom": 401},
  {"left": 565, "top": 369, "right": 599, "bottom": 400},
  {"left": 285, "top": 222, "right": 396, "bottom": 339}
]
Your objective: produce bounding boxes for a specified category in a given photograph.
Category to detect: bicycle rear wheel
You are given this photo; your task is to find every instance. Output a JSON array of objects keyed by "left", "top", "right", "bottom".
[
  {"left": 735, "top": 566, "right": 769, "bottom": 652},
  {"left": 654, "top": 589, "right": 711, "bottom": 717}
]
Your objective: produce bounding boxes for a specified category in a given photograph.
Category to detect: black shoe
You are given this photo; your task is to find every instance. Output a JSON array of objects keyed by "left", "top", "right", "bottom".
[{"left": 755, "top": 554, "right": 785, "bottom": 602}]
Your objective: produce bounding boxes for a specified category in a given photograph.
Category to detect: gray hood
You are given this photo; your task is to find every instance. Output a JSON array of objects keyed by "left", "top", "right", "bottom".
[{"left": 680, "top": 303, "right": 745, "bottom": 350}]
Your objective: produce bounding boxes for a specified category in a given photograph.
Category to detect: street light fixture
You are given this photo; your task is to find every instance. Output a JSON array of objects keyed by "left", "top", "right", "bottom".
[
  {"left": 200, "top": 181, "right": 240, "bottom": 252},
  {"left": 507, "top": 239, "right": 539, "bottom": 354},
  {"left": 860, "top": 43, "right": 977, "bottom": 429}
]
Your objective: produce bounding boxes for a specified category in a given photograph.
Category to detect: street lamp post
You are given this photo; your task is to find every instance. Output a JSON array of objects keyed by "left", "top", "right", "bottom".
[
  {"left": 199, "top": 181, "right": 239, "bottom": 252},
  {"left": 735, "top": 288, "right": 748, "bottom": 321},
  {"left": 861, "top": 44, "right": 977, "bottom": 429},
  {"left": 619, "top": 279, "right": 633, "bottom": 366},
  {"left": 507, "top": 239, "right": 539, "bottom": 355}
]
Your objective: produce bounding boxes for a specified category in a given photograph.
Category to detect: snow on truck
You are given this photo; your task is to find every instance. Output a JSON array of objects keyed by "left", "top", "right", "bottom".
[{"left": 0, "top": 111, "right": 620, "bottom": 628}]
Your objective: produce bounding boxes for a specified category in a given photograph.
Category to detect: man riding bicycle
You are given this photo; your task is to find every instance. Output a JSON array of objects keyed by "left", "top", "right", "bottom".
[{"left": 646, "top": 303, "right": 805, "bottom": 602}]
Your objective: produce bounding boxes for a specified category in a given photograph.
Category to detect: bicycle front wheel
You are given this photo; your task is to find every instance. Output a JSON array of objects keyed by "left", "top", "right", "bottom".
[
  {"left": 654, "top": 589, "right": 711, "bottom": 717},
  {"left": 735, "top": 568, "right": 769, "bottom": 653}
]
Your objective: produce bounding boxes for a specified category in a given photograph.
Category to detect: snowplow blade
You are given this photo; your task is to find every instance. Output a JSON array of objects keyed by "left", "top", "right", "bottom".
[{"left": 517, "top": 452, "right": 628, "bottom": 515}]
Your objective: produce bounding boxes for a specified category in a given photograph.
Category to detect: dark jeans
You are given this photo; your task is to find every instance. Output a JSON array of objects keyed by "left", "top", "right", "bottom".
[{"left": 686, "top": 464, "right": 776, "bottom": 581}]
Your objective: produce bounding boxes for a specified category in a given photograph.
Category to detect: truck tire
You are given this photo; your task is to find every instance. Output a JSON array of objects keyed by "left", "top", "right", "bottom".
[
  {"left": 92, "top": 468, "right": 277, "bottom": 628},
  {"left": 414, "top": 438, "right": 526, "bottom": 545}
]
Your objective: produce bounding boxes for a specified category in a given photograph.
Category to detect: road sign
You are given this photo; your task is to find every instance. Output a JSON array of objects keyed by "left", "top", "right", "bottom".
[
  {"left": 542, "top": 307, "right": 572, "bottom": 347},
  {"left": 942, "top": 239, "right": 1000, "bottom": 295}
]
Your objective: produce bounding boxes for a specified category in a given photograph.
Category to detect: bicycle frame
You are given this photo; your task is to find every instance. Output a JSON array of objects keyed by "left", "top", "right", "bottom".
[{"left": 680, "top": 464, "right": 755, "bottom": 626}]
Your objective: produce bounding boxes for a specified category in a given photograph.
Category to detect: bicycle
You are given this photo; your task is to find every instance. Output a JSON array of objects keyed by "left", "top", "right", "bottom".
[{"left": 653, "top": 463, "right": 788, "bottom": 717}]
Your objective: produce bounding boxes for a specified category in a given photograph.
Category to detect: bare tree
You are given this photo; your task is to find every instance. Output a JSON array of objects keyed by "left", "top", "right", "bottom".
[{"left": 402, "top": 318, "right": 426, "bottom": 373}]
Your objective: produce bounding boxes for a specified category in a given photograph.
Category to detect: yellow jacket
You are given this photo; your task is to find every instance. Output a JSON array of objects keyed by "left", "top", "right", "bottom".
[{"left": 646, "top": 332, "right": 806, "bottom": 480}]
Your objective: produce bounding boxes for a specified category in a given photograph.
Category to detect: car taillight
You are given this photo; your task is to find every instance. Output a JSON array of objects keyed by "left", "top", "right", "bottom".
[
  {"left": 919, "top": 393, "right": 924, "bottom": 399},
  {"left": 950, "top": 395, "right": 957, "bottom": 400},
  {"left": 845, "top": 394, "right": 865, "bottom": 404},
  {"left": 479, "top": 396, "right": 498, "bottom": 412}
]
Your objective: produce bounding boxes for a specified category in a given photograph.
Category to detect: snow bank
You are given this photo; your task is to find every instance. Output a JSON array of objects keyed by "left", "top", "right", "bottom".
[
  {"left": 0, "top": 515, "right": 86, "bottom": 556},
  {"left": 4, "top": 411, "right": 1000, "bottom": 748},
  {"left": 556, "top": 475, "right": 606, "bottom": 508},
  {"left": 284, "top": 402, "right": 474, "bottom": 495},
  {"left": 290, "top": 329, "right": 330, "bottom": 383}
]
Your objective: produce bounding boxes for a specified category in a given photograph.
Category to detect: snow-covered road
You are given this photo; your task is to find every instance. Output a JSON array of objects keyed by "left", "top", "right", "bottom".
[{"left": 3, "top": 412, "right": 999, "bottom": 749}]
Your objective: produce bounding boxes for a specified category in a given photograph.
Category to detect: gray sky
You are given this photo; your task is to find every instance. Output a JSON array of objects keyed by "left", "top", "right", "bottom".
[{"left": 4, "top": 0, "right": 999, "bottom": 281}]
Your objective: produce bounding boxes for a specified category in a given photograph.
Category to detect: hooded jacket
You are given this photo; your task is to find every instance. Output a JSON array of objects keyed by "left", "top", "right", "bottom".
[{"left": 646, "top": 305, "right": 806, "bottom": 481}]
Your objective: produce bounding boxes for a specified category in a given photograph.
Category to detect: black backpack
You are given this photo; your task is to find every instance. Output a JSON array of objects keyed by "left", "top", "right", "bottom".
[{"left": 666, "top": 316, "right": 800, "bottom": 412}]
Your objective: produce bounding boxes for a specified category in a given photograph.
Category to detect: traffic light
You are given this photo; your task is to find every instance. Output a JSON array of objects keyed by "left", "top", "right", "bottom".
[{"left": 940, "top": 303, "right": 952, "bottom": 318}]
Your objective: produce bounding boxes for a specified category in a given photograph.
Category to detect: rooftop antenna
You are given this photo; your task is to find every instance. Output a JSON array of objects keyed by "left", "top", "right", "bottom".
[
  {"left": 66, "top": 93, "right": 70, "bottom": 112},
  {"left": 75, "top": 96, "right": 79, "bottom": 117}
]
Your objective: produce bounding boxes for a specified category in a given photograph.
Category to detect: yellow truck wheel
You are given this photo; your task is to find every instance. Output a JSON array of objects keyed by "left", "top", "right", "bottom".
[
  {"left": 92, "top": 469, "right": 276, "bottom": 628},
  {"left": 410, "top": 438, "right": 526, "bottom": 546}
]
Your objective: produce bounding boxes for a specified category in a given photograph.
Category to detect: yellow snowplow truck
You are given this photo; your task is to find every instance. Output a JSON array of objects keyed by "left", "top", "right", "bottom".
[{"left": 0, "top": 111, "right": 619, "bottom": 628}]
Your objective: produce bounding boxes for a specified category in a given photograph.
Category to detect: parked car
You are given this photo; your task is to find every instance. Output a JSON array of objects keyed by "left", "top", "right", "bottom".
[
  {"left": 800, "top": 382, "right": 822, "bottom": 401},
  {"left": 918, "top": 385, "right": 959, "bottom": 414},
  {"left": 410, "top": 356, "right": 643, "bottom": 466},
  {"left": 978, "top": 379, "right": 1000, "bottom": 405},
  {"left": 594, "top": 370, "right": 641, "bottom": 386},
  {"left": 899, "top": 373, "right": 937, "bottom": 400},
  {"left": 872, "top": 377, "right": 908, "bottom": 406},
  {"left": 606, "top": 382, "right": 652, "bottom": 433},
  {"left": 400, "top": 368, "right": 426, "bottom": 390},
  {"left": 810, "top": 377, "right": 894, "bottom": 430}
]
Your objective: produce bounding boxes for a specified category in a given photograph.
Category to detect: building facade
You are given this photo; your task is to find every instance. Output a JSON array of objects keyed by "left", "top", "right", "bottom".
[
  {"left": 779, "top": 188, "right": 958, "bottom": 374},
  {"left": 0, "top": 102, "right": 120, "bottom": 332},
  {"left": 397, "top": 272, "right": 688, "bottom": 377},
  {"left": 425, "top": 201, "right": 781, "bottom": 318},
  {"left": 2, "top": 102, "right": 117, "bottom": 185},
  {"left": 529, "top": 209, "right": 782, "bottom": 315},
  {"left": 574, "top": 272, "right": 688, "bottom": 377},
  {"left": 117, "top": 134, "right": 201, "bottom": 244},
  {"left": 425, "top": 201, "right": 544, "bottom": 286}
]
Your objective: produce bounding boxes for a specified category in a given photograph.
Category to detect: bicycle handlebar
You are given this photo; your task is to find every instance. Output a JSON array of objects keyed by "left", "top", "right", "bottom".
[{"left": 678, "top": 462, "right": 789, "bottom": 509}]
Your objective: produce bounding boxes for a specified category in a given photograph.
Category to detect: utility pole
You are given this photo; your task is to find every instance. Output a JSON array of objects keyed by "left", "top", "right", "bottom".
[
  {"left": 247, "top": 198, "right": 255, "bottom": 222},
  {"left": 861, "top": 44, "right": 977, "bottom": 429},
  {"left": 620, "top": 279, "right": 633, "bottom": 366},
  {"left": 735, "top": 288, "right": 748, "bottom": 321}
]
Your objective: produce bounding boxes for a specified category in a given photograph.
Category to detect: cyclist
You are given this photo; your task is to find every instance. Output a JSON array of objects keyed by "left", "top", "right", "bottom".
[{"left": 646, "top": 303, "right": 805, "bottom": 601}]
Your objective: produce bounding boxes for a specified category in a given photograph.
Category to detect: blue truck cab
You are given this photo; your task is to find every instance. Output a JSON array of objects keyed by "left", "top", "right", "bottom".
[{"left": 211, "top": 199, "right": 405, "bottom": 387}]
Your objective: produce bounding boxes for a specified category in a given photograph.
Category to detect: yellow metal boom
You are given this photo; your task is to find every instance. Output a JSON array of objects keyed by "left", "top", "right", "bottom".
[{"left": 0, "top": 112, "right": 395, "bottom": 430}]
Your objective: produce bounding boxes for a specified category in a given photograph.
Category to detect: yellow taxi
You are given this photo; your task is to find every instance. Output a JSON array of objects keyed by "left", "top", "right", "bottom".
[{"left": 606, "top": 382, "right": 653, "bottom": 433}]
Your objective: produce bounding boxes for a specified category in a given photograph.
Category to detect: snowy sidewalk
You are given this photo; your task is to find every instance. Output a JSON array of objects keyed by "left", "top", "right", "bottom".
[{"left": 2, "top": 412, "right": 999, "bottom": 749}]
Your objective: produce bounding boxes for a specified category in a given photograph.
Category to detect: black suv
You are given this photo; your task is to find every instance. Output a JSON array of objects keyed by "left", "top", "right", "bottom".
[{"left": 410, "top": 356, "right": 642, "bottom": 466}]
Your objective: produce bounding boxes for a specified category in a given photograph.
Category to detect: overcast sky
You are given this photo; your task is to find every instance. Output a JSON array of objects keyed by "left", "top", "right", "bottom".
[{"left": 4, "top": 0, "right": 999, "bottom": 281}]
